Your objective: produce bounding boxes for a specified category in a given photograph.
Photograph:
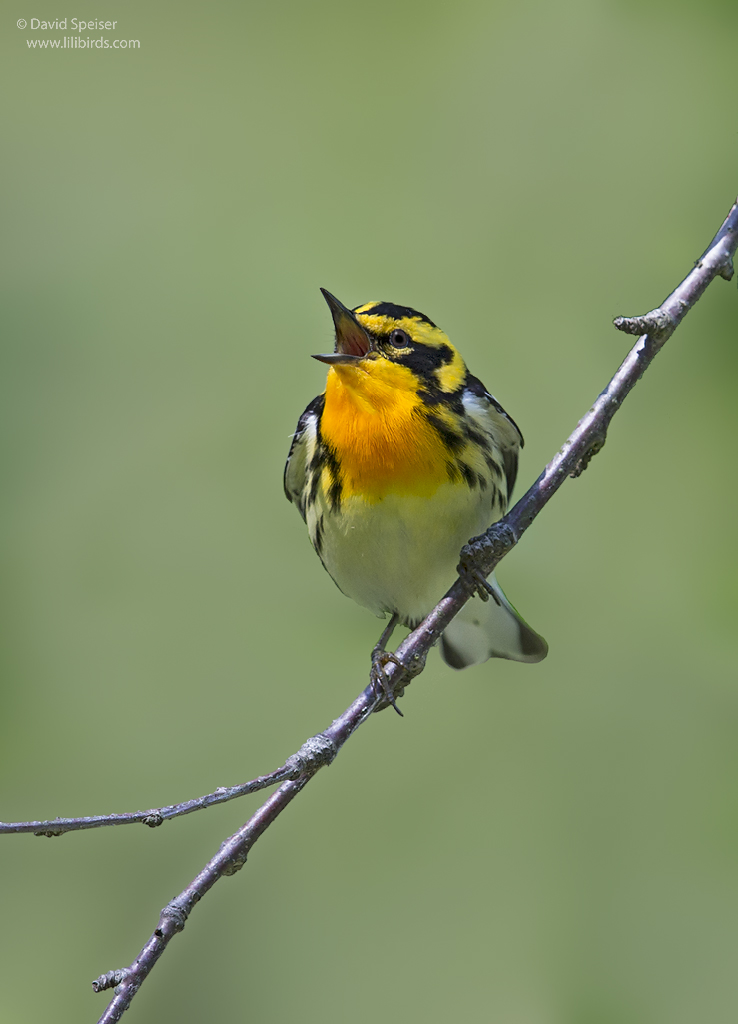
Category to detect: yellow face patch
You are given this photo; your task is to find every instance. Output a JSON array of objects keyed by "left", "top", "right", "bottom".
[
  {"left": 433, "top": 350, "right": 466, "bottom": 394},
  {"left": 353, "top": 309, "right": 467, "bottom": 395}
]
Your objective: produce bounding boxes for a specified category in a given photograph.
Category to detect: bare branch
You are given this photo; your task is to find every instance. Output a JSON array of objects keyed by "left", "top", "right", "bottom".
[
  {"left": 8, "top": 195, "right": 736, "bottom": 1022},
  {"left": 93, "top": 776, "right": 312, "bottom": 1023},
  {"left": 93, "top": 704, "right": 373, "bottom": 1023},
  {"left": 0, "top": 747, "right": 330, "bottom": 837}
]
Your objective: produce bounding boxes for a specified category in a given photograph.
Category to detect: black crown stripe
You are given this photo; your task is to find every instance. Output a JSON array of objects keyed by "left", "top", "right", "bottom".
[{"left": 353, "top": 302, "right": 437, "bottom": 328}]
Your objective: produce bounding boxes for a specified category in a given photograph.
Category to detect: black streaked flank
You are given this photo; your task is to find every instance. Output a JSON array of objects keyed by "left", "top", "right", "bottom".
[
  {"left": 307, "top": 466, "right": 321, "bottom": 508},
  {"left": 283, "top": 393, "right": 325, "bottom": 506},
  {"left": 307, "top": 445, "right": 325, "bottom": 475},
  {"left": 464, "top": 425, "right": 491, "bottom": 452},
  {"left": 457, "top": 461, "right": 478, "bottom": 489},
  {"left": 313, "top": 515, "right": 324, "bottom": 557},
  {"left": 305, "top": 446, "right": 342, "bottom": 513},
  {"left": 424, "top": 412, "right": 465, "bottom": 453},
  {"left": 328, "top": 475, "right": 342, "bottom": 512},
  {"left": 482, "top": 450, "right": 502, "bottom": 480},
  {"left": 355, "top": 302, "right": 437, "bottom": 327},
  {"left": 323, "top": 448, "right": 343, "bottom": 511}
]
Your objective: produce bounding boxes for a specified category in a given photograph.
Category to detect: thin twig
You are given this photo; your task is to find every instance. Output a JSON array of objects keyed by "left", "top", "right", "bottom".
[
  {"left": 1, "top": 760, "right": 307, "bottom": 836},
  {"left": 11, "top": 196, "right": 738, "bottom": 1022},
  {"left": 93, "top": 776, "right": 313, "bottom": 1022},
  {"left": 93, "top": 708, "right": 372, "bottom": 1023}
]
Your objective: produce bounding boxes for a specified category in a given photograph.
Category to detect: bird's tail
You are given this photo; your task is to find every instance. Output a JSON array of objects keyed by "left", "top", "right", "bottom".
[{"left": 439, "top": 574, "right": 548, "bottom": 669}]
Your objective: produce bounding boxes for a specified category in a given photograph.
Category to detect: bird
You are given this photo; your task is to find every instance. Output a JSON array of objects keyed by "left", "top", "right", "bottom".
[{"left": 284, "top": 289, "right": 547, "bottom": 680}]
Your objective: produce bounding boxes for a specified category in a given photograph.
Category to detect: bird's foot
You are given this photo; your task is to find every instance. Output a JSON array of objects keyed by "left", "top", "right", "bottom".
[
  {"left": 456, "top": 562, "right": 501, "bottom": 606},
  {"left": 370, "top": 613, "right": 405, "bottom": 716},
  {"left": 370, "top": 651, "right": 406, "bottom": 717}
]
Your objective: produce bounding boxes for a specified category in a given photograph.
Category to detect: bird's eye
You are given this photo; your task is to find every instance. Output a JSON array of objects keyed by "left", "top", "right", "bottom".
[{"left": 389, "top": 329, "right": 410, "bottom": 348}]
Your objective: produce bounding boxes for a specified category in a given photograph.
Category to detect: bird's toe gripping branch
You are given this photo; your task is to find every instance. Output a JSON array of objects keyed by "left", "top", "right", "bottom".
[
  {"left": 368, "top": 612, "right": 429, "bottom": 715},
  {"left": 457, "top": 521, "right": 517, "bottom": 599},
  {"left": 370, "top": 650, "right": 406, "bottom": 716},
  {"left": 369, "top": 613, "right": 405, "bottom": 715}
]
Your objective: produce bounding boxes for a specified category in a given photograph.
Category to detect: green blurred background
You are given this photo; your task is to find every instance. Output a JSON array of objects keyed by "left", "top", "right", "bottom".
[{"left": 2, "top": 1, "right": 737, "bottom": 1021}]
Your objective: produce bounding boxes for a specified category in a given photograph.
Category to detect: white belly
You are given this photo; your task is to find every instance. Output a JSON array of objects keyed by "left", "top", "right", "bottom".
[{"left": 308, "top": 483, "right": 495, "bottom": 626}]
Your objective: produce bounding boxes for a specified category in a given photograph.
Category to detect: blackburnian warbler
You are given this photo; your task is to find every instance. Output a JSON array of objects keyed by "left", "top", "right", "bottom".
[{"left": 284, "top": 290, "right": 547, "bottom": 671}]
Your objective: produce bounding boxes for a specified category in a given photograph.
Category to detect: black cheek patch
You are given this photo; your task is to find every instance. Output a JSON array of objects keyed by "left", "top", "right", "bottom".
[{"left": 397, "top": 344, "right": 451, "bottom": 382}]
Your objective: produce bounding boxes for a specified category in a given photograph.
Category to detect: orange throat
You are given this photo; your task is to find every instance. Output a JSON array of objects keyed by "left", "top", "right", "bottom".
[{"left": 319, "top": 363, "right": 450, "bottom": 502}]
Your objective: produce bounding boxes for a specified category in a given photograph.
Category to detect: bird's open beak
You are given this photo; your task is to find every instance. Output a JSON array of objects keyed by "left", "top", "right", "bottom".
[{"left": 312, "top": 288, "right": 372, "bottom": 365}]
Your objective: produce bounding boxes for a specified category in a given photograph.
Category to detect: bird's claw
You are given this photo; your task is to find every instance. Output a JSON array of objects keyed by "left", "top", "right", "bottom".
[
  {"left": 457, "top": 562, "right": 500, "bottom": 606},
  {"left": 370, "top": 650, "right": 405, "bottom": 716}
]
